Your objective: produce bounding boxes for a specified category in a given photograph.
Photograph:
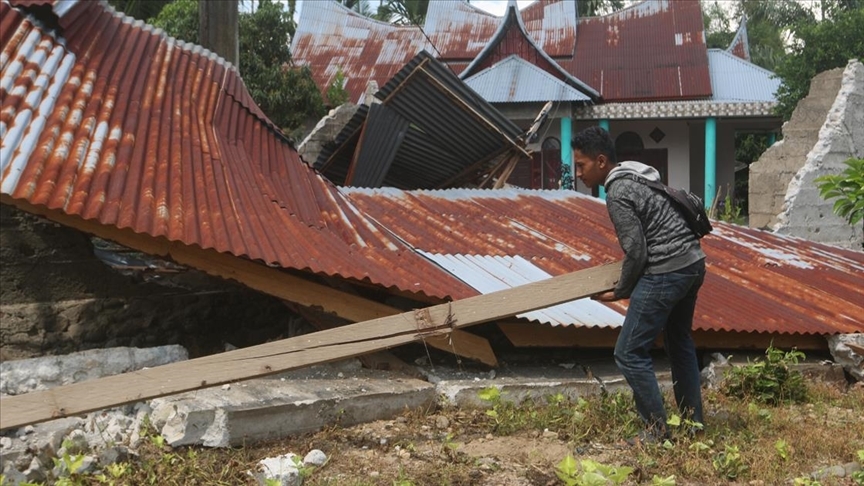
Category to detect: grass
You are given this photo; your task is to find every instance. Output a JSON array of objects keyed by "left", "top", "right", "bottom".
[{"left": 5, "top": 354, "right": 863, "bottom": 486}]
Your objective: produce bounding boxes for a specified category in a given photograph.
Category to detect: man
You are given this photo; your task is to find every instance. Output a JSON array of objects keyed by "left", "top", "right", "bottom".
[{"left": 572, "top": 126, "right": 706, "bottom": 442}]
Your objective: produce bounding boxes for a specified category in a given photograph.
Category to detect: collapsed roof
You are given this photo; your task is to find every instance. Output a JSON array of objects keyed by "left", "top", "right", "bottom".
[{"left": 1, "top": 0, "right": 861, "bottom": 349}]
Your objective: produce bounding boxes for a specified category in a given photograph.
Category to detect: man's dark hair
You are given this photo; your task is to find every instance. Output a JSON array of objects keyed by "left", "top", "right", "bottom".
[{"left": 572, "top": 126, "right": 617, "bottom": 163}]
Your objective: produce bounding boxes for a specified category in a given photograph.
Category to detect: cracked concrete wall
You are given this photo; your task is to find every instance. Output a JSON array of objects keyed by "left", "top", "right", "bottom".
[
  {"left": 749, "top": 59, "right": 864, "bottom": 249},
  {"left": 748, "top": 65, "right": 845, "bottom": 229},
  {"left": 775, "top": 59, "right": 864, "bottom": 249}
]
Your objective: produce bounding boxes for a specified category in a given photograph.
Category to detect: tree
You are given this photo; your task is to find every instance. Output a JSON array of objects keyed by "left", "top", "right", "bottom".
[
  {"left": 578, "top": 0, "right": 626, "bottom": 17},
  {"left": 149, "top": 0, "right": 198, "bottom": 43},
  {"left": 149, "top": 0, "right": 324, "bottom": 139},
  {"left": 106, "top": 0, "right": 173, "bottom": 21},
  {"left": 815, "top": 158, "right": 864, "bottom": 248},
  {"left": 702, "top": 1, "right": 735, "bottom": 49},
  {"left": 773, "top": 6, "right": 863, "bottom": 120},
  {"left": 339, "top": 0, "right": 376, "bottom": 17},
  {"left": 376, "top": 0, "right": 429, "bottom": 26}
]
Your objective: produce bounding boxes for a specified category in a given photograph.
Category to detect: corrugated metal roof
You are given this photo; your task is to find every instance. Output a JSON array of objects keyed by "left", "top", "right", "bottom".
[
  {"left": 708, "top": 49, "right": 779, "bottom": 102},
  {"left": 458, "top": 3, "right": 598, "bottom": 100},
  {"left": 290, "top": 0, "right": 429, "bottom": 105},
  {"left": 464, "top": 55, "right": 592, "bottom": 103},
  {"left": 292, "top": 0, "right": 713, "bottom": 105},
  {"left": 0, "top": 0, "right": 472, "bottom": 300},
  {"left": 565, "top": 0, "right": 713, "bottom": 101},
  {"left": 343, "top": 187, "right": 864, "bottom": 336}
]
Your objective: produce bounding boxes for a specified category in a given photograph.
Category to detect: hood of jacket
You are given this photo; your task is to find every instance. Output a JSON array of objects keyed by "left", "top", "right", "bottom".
[{"left": 605, "top": 160, "right": 662, "bottom": 186}]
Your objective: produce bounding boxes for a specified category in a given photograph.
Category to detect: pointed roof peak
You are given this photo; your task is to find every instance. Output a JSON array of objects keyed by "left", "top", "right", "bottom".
[{"left": 727, "top": 15, "right": 751, "bottom": 62}]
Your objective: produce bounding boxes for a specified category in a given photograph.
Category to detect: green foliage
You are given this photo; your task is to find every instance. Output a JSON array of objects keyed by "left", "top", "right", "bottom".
[
  {"left": 721, "top": 346, "right": 808, "bottom": 405},
  {"left": 775, "top": 439, "right": 790, "bottom": 460},
  {"left": 852, "top": 449, "right": 864, "bottom": 483},
  {"left": 376, "top": 0, "right": 430, "bottom": 25},
  {"left": 774, "top": 7, "right": 864, "bottom": 120},
  {"left": 578, "top": 0, "right": 626, "bottom": 17},
  {"left": 815, "top": 157, "right": 864, "bottom": 228},
  {"left": 149, "top": 0, "right": 324, "bottom": 138},
  {"left": 556, "top": 456, "right": 634, "bottom": 486},
  {"left": 712, "top": 444, "right": 748, "bottom": 480},
  {"left": 106, "top": 0, "right": 173, "bottom": 21},
  {"left": 148, "top": 0, "right": 198, "bottom": 43},
  {"left": 702, "top": 1, "right": 735, "bottom": 49},
  {"left": 326, "top": 68, "right": 350, "bottom": 107},
  {"left": 652, "top": 474, "right": 677, "bottom": 485}
]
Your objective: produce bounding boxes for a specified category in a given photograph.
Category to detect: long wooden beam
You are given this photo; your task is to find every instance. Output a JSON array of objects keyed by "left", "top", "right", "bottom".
[
  {"left": 0, "top": 261, "right": 621, "bottom": 429},
  {"left": 0, "top": 196, "right": 495, "bottom": 366}
]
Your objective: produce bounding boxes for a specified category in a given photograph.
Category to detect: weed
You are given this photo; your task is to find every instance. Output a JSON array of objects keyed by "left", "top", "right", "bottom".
[
  {"left": 555, "top": 455, "right": 634, "bottom": 485},
  {"left": 721, "top": 346, "right": 808, "bottom": 405},
  {"left": 712, "top": 444, "right": 749, "bottom": 480},
  {"left": 651, "top": 474, "right": 677, "bottom": 485}
]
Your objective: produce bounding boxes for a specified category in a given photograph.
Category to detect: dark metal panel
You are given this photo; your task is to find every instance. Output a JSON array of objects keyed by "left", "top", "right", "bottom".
[{"left": 349, "top": 104, "right": 409, "bottom": 188}]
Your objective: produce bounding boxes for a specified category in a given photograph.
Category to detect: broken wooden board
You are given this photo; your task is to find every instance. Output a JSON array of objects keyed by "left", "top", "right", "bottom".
[
  {"left": 0, "top": 261, "right": 621, "bottom": 430},
  {"left": 1, "top": 196, "right": 496, "bottom": 366}
]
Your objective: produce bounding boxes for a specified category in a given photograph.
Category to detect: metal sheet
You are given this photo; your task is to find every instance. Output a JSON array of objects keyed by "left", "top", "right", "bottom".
[
  {"left": 0, "top": 0, "right": 473, "bottom": 301},
  {"left": 464, "top": 55, "right": 592, "bottom": 103},
  {"left": 344, "top": 187, "right": 864, "bottom": 336},
  {"left": 708, "top": 50, "right": 779, "bottom": 102}
]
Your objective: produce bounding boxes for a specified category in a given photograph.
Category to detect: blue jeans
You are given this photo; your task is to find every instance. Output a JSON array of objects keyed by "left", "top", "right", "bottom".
[{"left": 614, "top": 259, "right": 706, "bottom": 435}]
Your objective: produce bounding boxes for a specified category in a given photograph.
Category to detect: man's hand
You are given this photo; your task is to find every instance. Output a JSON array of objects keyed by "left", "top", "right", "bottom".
[{"left": 591, "top": 290, "right": 619, "bottom": 302}]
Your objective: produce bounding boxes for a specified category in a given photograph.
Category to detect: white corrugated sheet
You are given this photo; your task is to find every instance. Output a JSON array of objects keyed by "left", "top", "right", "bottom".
[
  {"left": 464, "top": 55, "right": 592, "bottom": 103},
  {"left": 708, "top": 49, "right": 780, "bottom": 102},
  {"left": 421, "top": 252, "right": 624, "bottom": 328}
]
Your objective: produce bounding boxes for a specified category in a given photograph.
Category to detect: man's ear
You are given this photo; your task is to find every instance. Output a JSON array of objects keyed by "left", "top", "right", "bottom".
[{"left": 597, "top": 154, "right": 607, "bottom": 167}]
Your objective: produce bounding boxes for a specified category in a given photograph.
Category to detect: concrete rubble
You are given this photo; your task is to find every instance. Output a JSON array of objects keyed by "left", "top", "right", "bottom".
[{"left": 828, "top": 333, "right": 864, "bottom": 382}]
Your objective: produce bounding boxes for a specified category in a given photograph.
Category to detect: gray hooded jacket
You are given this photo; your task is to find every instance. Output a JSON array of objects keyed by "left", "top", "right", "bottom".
[{"left": 604, "top": 161, "right": 705, "bottom": 299}]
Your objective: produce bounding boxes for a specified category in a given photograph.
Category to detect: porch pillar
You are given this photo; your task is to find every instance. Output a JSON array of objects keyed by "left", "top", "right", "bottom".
[
  {"left": 561, "top": 116, "right": 572, "bottom": 189},
  {"left": 598, "top": 119, "right": 609, "bottom": 199},
  {"left": 704, "top": 117, "right": 717, "bottom": 209}
]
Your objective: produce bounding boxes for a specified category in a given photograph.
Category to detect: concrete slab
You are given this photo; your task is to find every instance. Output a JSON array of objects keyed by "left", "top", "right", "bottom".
[{"left": 149, "top": 363, "right": 438, "bottom": 447}]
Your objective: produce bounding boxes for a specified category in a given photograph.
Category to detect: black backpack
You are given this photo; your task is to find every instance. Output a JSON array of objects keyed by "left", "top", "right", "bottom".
[{"left": 613, "top": 175, "right": 714, "bottom": 239}]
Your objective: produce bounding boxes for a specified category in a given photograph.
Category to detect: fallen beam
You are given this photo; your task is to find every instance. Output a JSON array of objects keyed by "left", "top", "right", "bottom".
[{"left": 0, "top": 261, "right": 621, "bottom": 430}]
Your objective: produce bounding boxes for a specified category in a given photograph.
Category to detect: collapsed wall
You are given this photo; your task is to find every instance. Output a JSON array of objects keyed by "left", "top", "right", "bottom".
[
  {"left": 774, "top": 59, "right": 864, "bottom": 248},
  {"left": 0, "top": 205, "right": 306, "bottom": 361},
  {"left": 749, "top": 59, "right": 863, "bottom": 249}
]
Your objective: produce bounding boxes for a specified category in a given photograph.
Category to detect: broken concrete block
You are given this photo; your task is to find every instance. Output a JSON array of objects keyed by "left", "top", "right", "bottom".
[
  {"left": 0, "top": 345, "right": 188, "bottom": 395},
  {"left": 248, "top": 453, "right": 301, "bottom": 486},
  {"left": 150, "top": 372, "right": 436, "bottom": 447},
  {"left": 828, "top": 333, "right": 864, "bottom": 382}
]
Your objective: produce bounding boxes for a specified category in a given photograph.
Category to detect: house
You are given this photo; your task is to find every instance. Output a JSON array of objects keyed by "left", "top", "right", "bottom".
[{"left": 291, "top": 0, "right": 782, "bottom": 205}]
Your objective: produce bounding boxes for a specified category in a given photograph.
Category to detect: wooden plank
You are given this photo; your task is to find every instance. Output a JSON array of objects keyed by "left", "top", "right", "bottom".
[
  {"left": 1, "top": 196, "right": 496, "bottom": 365},
  {"left": 0, "top": 260, "right": 621, "bottom": 429}
]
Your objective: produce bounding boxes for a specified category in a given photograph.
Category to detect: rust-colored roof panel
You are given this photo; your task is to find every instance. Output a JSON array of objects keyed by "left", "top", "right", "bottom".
[
  {"left": 0, "top": 0, "right": 472, "bottom": 300},
  {"left": 567, "top": 0, "right": 712, "bottom": 101},
  {"left": 344, "top": 188, "right": 864, "bottom": 336},
  {"left": 294, "top": 0, "right": 712, "bottom": 104},
  {"left": 290, "top": 1, "right": 430, "bottom": 104}
]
